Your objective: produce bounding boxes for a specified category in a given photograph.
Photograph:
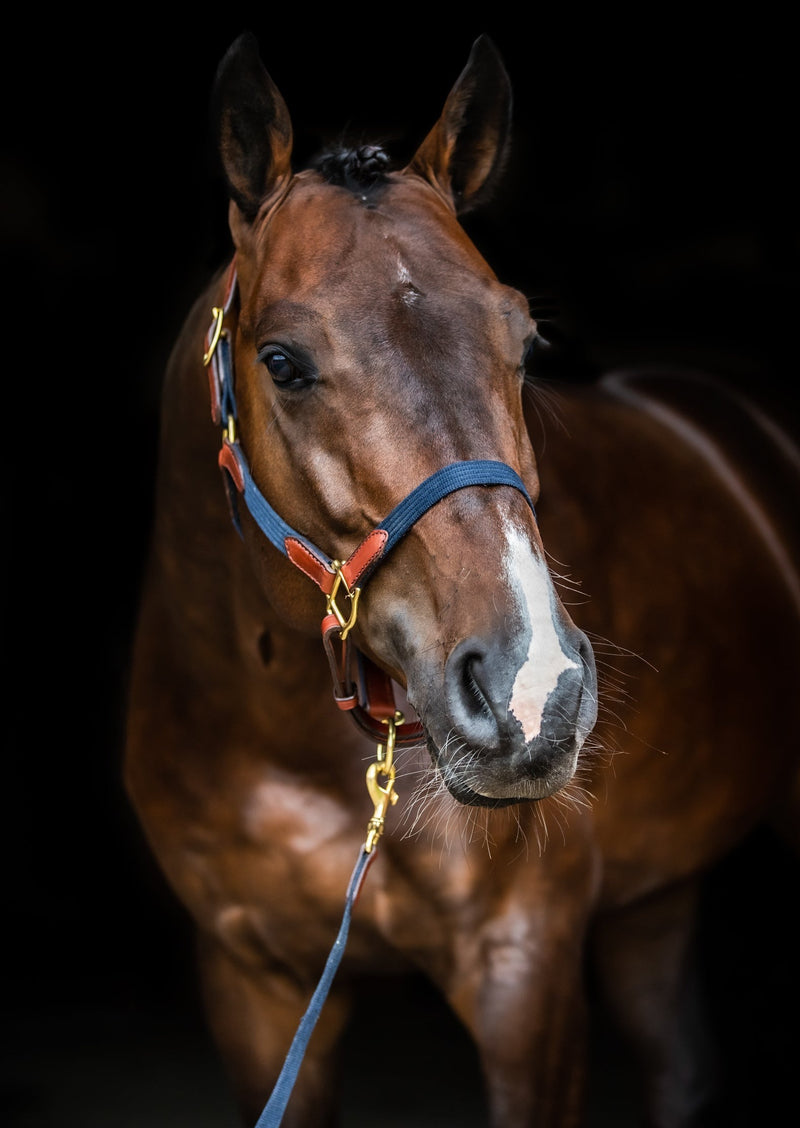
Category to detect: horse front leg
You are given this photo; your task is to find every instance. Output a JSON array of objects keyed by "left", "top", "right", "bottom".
[
  {"left": 197, "top": 931, "right": 352, "bottom": 1128},
  {"left": 447, "top": 885, "right": 594, "bottom": 1128}
]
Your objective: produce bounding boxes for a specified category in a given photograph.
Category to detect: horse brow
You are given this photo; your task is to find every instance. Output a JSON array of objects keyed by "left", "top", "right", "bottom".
[{"left": 253, "top": 299, "right": 324, "bottom": 337}]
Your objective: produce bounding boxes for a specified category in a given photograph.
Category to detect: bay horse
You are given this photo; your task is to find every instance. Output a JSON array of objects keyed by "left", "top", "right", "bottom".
[{"left": 124, "top": 31, "right": 800, "bottom": 1127}]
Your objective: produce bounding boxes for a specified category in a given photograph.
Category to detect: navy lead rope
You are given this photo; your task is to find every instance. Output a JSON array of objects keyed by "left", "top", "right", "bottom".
[{"left": 254, "top": 848, "right": 375, "bottom": 1128}]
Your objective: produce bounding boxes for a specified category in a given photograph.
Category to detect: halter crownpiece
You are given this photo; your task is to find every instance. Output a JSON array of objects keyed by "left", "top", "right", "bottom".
[{"left": 204, "top": 261, "right": 537, "bottom": 743}]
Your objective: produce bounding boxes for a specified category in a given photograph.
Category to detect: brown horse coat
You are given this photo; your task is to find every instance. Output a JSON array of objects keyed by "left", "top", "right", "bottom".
[{"left": 125, "top": 33, "right": 800, "bottom": 1128}]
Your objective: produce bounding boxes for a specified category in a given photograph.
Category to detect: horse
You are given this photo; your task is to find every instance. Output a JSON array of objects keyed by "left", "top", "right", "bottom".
[{"left": 124, "top": 31, "right": 800, "bottom": 1127}]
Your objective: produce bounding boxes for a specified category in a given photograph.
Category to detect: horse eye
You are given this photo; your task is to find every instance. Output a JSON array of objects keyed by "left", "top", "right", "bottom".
[
  {"left": 520, "top": 332, "right": 546, "bottom": 376},
  {"left": 259, "top": 347, "right": 313, "bottom": 390},
  {"left": 518, "top": 340, "right": 535, "bottom": 376}
]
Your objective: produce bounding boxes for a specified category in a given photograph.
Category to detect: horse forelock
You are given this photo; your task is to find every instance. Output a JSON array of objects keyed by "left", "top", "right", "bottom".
[{"left": 311, "top": 144, "right": 392, "bottom": 197}]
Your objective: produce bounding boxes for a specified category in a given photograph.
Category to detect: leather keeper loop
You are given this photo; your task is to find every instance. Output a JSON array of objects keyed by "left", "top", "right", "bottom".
[
  {"left": 321, "top": 615, "right": 356, "bottom": 708},
  {"left": 218, "top": 440, "right": 245, "bottom": 493}
]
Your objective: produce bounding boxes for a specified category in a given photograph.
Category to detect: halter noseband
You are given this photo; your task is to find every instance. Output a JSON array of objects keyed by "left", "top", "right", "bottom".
[{"left": 205, "top": 260, "right": 536, "bottom": 745}]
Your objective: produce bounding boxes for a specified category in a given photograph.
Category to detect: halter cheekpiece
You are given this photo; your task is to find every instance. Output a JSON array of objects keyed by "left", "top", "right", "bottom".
[{"left": 204, "top": 259, "right": 536, "bottom": 747}]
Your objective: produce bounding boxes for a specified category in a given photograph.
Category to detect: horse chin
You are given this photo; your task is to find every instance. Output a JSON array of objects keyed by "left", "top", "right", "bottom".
[{"left": 424, "top": 733, "right": 577, "bottom": 808}]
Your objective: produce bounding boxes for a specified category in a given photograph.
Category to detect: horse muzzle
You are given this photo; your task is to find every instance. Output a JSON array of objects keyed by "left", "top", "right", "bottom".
[{"left": 411, "top": 619, "right": 598, "bottom": 808}]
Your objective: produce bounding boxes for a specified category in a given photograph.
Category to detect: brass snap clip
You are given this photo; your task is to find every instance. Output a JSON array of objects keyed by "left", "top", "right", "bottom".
[{"left": 364, "top": 712, "right": 403, "bottom": 853}]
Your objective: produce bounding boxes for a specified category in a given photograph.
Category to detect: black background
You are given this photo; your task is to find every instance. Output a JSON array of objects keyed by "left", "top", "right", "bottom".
[{"left": 3, "top": 7, "right": 798, "bottom": 1126}]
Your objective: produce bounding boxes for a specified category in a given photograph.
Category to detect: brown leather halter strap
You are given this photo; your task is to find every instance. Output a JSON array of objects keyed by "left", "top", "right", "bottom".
[{"left": 205, "top": 259, "right": 535, "bottom": 747}]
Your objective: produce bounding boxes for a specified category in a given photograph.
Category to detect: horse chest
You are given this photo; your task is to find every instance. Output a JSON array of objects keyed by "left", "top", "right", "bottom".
[
  {"left": 184, "top": 774, "right": 410, "bottom": 966},
  {"left": 194, "top": 769, "right": 510, "bottom": 983}
]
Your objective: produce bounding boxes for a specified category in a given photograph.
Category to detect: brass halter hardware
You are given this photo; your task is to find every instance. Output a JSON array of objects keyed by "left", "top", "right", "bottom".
[
  {"left": 364, "top": 712, "right": 403, "bottom": 853},
  {"left": 203, "top": 306, "right": 226, "bottom": 366},
  {"left": 326, "top": 560, "right": 361, "bottom": 640}
]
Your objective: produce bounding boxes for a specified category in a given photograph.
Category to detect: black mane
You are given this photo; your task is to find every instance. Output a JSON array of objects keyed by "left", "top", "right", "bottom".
[{"left": 312, "top": 144, "right": 392, "bottom": 196}]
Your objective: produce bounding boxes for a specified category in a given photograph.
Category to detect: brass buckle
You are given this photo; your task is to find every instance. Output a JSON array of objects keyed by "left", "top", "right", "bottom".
[
  {"left": 326, "top": 561, "right": 361, "bottom": 640},
  {"left": 222, "top": 413, "right": 237, "bottom": 444}
]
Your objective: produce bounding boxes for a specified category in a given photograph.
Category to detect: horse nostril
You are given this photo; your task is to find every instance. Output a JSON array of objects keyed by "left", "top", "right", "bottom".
[
  {"left": 460, "top": 652, "right": 494, "bottom": 721},
  {"left": 446, "top": 639, "right": 507, "bottom": 746}
]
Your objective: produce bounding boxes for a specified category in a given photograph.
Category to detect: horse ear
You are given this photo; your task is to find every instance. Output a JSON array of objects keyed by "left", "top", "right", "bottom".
[
  {"left": 406, "top": 36, "right": 512, "bottom": 214},
  {"left": 211, "top": 32, "right": 293, "bottom": 229}
]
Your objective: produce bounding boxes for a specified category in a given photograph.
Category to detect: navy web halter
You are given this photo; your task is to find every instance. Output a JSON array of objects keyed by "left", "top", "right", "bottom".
[{"left": 205, "top": 261, "right": 536, "bottom": 743}]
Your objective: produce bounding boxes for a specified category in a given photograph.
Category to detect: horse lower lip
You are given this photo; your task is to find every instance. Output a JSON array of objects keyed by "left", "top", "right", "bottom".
[{"left": 425, "top": 734, "right": 542, "bottom": 808}]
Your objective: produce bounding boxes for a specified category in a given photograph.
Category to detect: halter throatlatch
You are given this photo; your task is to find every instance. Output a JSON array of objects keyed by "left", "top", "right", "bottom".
[{"left": 204, "top": 261, "right": 536, "bottom": 758}]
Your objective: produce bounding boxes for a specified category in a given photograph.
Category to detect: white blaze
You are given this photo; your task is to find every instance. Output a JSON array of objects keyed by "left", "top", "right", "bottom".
[
  {"left": 504, "top": 521, "right": 578, "bottom": 740},
  {"left": 396, "top": 256, "right": 421, "bottom": 305}
]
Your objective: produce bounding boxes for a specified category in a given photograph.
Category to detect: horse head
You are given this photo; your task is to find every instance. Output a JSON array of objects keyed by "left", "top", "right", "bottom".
[{"left": 210, "top": 32, "right": 597, "bottom": 806}]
